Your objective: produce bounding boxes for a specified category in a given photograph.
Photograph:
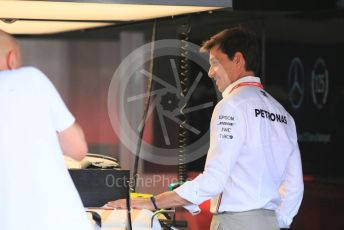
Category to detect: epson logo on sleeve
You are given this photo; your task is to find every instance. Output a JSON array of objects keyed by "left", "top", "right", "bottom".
[
  {"left": 219, "top": 115, "right": 234, "bottom": 121},
  {"left": 254, "top": 109, "right": 287, "bottom": 124}
]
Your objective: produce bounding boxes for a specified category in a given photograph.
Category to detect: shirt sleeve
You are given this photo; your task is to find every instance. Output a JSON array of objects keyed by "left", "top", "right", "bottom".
[
  {"left": 32, "top": 67, "right": 75, "bottom": 132},
  {"left": 182, "top": 203, "right": 201, "bottom": 215},
  {"left": 276, "top": 120, "right": 304, "bottom": 228},
  {"left": 175, "top": 102, "right": 245, "bottom": 206}
]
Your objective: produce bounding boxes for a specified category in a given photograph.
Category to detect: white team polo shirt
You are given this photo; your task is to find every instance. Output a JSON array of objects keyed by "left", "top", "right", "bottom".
[{"left": 175, "top": 76, "right": 304, "bottom": 228}]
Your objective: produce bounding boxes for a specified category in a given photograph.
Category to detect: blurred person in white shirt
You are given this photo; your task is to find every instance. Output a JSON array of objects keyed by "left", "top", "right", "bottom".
[{"left": 0, "top": 29, "right": 92, "bottom": 230}]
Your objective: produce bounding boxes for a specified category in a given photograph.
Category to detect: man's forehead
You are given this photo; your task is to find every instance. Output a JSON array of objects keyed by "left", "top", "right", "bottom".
[{"left": 209, "top": 47, "right": 220, "bottom": 61}]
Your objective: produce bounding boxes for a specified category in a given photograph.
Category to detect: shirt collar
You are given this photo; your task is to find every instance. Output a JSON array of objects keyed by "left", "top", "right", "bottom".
[{"left": 222, "top": 76, "right": 261, "bottom": 98}]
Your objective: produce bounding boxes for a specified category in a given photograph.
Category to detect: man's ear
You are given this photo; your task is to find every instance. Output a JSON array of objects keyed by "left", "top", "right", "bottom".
[
  {"left": 234, "top": 52, "right": 245, "bottom": 68},
  {"left": 233, "top": 52, "right": 243, "bottom": 63},
  {"left": 7, "top": 50, "right": 18, "bottom": 70}
]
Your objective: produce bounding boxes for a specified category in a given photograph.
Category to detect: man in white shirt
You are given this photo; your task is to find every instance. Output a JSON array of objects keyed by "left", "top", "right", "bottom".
[
  {"left": 107, "top": 26, "right": 304, "bottom": 230},
  {"left": 0, "top": 30, "right": 92, "bottom": 230}
]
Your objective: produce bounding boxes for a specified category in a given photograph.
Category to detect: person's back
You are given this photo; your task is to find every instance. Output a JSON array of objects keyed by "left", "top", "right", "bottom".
[
  {"left": 0, "top": 67, "right": 92, "bottom": 230},
  {"left": 0, "top": 31, "right": 92, "bottom": 230},
  {"left": 217, "top": 79, "right": 303, "bottom": 226}
]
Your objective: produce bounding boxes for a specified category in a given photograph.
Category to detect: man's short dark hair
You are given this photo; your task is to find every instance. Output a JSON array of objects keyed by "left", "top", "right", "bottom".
[{"left": 201, "top": 26, "right": 260, "bottom": 76}]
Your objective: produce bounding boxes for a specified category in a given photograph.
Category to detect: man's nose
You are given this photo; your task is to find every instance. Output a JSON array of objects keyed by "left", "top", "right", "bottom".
[{"left": 208, "top": 67, "right": 215, "bottom": 78}]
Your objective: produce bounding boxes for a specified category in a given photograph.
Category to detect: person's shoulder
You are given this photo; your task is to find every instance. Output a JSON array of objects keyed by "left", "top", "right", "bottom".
[
  {"left": 215, "top": 96, "right": 240, "bottom": 114},
  {"left": 237, "top": 86, "right": 259, "bottom": 99},
  {"left": 221, "top": 88, "right": 252, "bottom": 108},
  {"left": 0, "top": 66, "right": 46, "bottom": 83},
  {"left": 264, "top": 91, "right": 289, "bottom": 111},
  {"left": 18, "top": 66, "right": 46, "bottom": 77},
  {"left": 18, "top": 66, "right": 51, "bottom": 85}
]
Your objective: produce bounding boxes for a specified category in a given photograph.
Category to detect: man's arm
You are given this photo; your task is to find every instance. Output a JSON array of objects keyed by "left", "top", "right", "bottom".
[
  {"left": 58, "top": 123, "right": 88, "bottom": 161},
  {"left": 106, "top": 191, "right": 191, "bottom": 210},
  {"left": 276, "top": 145, "right": 304, "bottom": 228}
]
